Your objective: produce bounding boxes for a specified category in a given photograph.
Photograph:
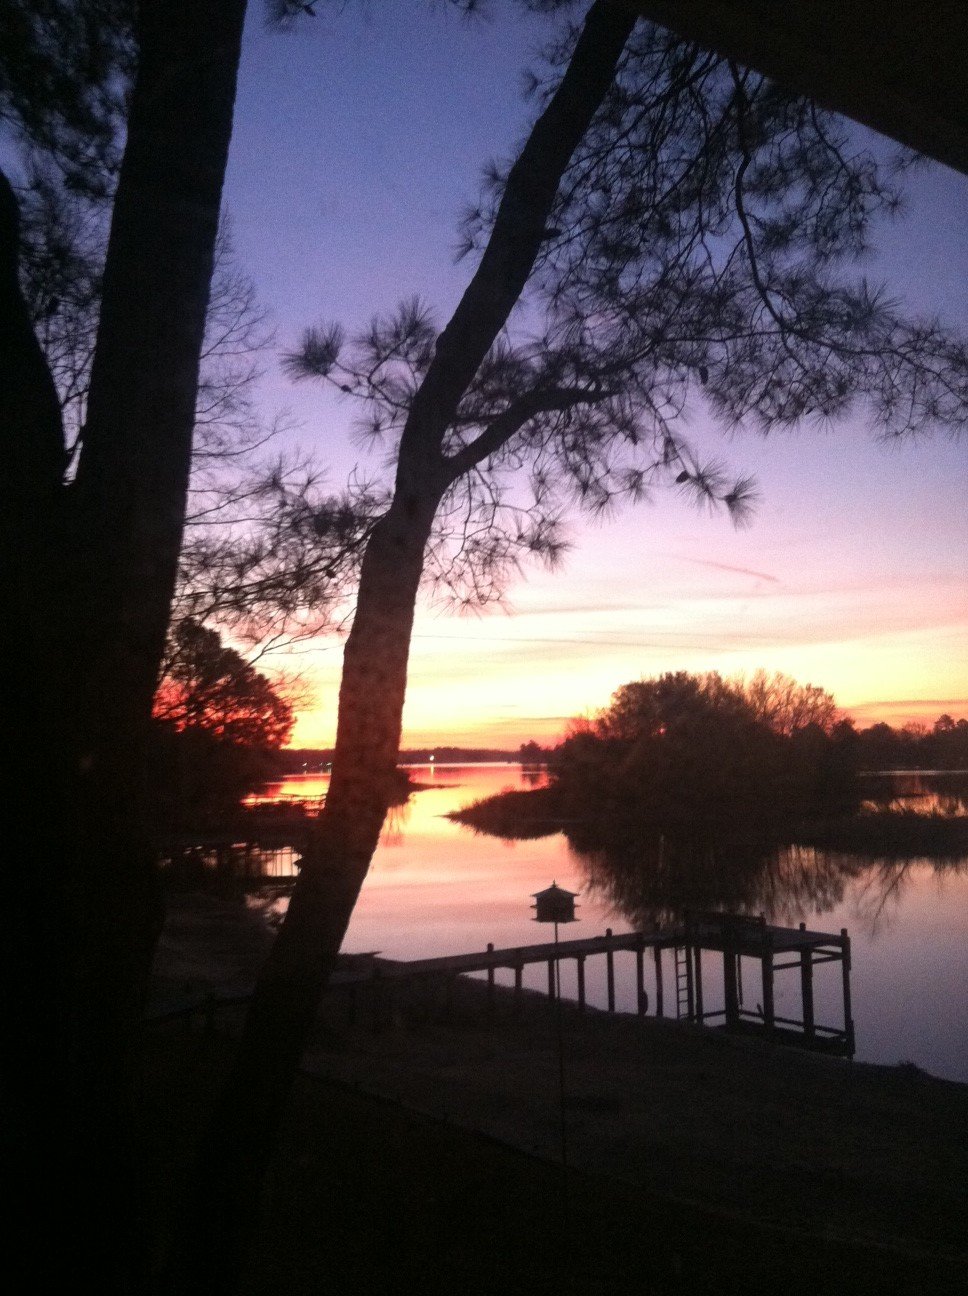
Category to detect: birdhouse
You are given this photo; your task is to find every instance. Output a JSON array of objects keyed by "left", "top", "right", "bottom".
[{"left": 532, "top": 881, "right": 579, "bottom": 924}]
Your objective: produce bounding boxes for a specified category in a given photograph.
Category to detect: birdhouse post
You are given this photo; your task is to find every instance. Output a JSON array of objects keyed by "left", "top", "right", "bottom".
[{"left": 530, "top": 882, "right": 579, "bottom": 1186}]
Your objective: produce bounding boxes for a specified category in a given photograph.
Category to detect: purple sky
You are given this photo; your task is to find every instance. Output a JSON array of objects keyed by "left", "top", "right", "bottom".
[{"left": 221, "top": 4, "right": 968, "bottom": 747}]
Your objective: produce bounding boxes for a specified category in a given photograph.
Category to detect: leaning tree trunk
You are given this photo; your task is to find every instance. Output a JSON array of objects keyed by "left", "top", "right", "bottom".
[
  {"left": 182, "top": 5, "right": 637, "bottom": 1291},
  {"left": 178, "top": 486, "right": 441, "bottom": 1292},
  {"left": 2, "top": 4, "right": 248, "bottom": 1292}
]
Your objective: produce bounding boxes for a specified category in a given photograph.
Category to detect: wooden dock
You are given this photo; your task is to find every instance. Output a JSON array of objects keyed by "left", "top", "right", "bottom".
[
  {"left": 665, "top": 912, "right": 854, "bottom": 1056},
  {"left": 157, "top": 826, "right": 307, "bottom": 888},
  {"left": 330, "top": 912, "right": 855, "bottom": 1058}
]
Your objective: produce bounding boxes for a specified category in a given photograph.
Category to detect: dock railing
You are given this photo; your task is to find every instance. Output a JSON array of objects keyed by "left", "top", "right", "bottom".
[
  {"left": 323, "top": 915, "right": 855, "bottom": 1057},
  {"left": 148, "top": 914, "right": 855, "bottom": 1058}
]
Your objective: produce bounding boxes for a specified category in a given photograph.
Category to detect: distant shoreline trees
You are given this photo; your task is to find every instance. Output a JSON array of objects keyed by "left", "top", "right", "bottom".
[
  {"left": 549, "top": 670, "right": 858, "bottom": 838},
  {"left": 453, "top": 677, "right": 968, "bottom": 864},
  {"left": 854, "top": 715, "right": 968, "bottom": 772}
]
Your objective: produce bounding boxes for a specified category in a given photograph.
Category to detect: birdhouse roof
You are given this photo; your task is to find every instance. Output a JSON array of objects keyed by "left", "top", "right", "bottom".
[{"left": 531, "top": 881, "right": 579, "bottom": 901}]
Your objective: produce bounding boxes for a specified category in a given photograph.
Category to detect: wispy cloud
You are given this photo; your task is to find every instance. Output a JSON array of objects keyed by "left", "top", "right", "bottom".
[
  {"left": 680, "top": 557, "right": 781, "bottom": 583},
  {"left": 506, "top": 597, "right": 672, "bottom": 618}
]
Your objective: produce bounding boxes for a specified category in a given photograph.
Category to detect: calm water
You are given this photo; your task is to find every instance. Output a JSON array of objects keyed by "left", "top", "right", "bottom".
[{"left": 253, "top": 765, "right": 968, "bottom": 1082}]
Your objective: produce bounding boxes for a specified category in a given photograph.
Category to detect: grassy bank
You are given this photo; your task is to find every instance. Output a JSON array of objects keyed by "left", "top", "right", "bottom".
[
  {"left": 450, "top": 786, "right": 968, "bottom": 857},
  {"left": 147, "top": 899, "right": 968, "bottom": 1294},
  {"left": 143, "top": 997, "right": 967, "bottom": 1295},
  {"left": 797, "top": 808, "right": 968, "bottom": 857}
]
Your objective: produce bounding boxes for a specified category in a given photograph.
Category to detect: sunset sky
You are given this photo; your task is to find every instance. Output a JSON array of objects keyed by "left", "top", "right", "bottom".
[{"left": 221, "top": 4, "right": 967, "bottom": 749}]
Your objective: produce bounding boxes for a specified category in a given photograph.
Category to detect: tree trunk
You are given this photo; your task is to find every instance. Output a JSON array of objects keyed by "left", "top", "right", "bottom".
[
  {"left": 179, "top": 489, "right": 441, "bottom": 1293},
  {"left": 183, "top": 4, "right": 637, "bottom": 1290},
  {"left": 2, "top": 4, "right": 248, "bottom": 1291}
]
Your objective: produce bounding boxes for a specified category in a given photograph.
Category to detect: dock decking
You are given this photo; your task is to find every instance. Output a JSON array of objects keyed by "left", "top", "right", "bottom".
[{"left": 331, "top": 912, "right": 855, "bottom": 1058}]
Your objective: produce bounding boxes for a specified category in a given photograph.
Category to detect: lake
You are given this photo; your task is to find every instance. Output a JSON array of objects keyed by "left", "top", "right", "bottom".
[{"left": 252, "top": 764, "right": 968, "bottom": 1083}]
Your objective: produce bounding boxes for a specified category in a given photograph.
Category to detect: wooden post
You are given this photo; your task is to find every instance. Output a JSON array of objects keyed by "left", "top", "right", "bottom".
[
  {"left": 547, "top": 958, "right": 556, "bottom": 1000},
  {"left": 684, "top": 935, "right": 695, "bottom": 1021},
  {"left": 799, "top": 924, "right": 815, "bottom": 1040},
  {"left": 737, "top": 947, "right": 744, "bottom": 1009},
  {"left": 486, "top": 943, "right": 495, "bottom": 1016},
  {"left": 841, "top": 928, "right": 855, "bottom": 1057},
  {"left": 605, "top": 928, "right": 615, "bottom": 1012},
  {"left": 513, "top": 962, "right": 523, "bottom": 1014},
  {"left": 725, "top": 917, "right": 736, "bottom": 1026},
  {"left": 654, "top": 944, "right": 664, "bottom": 1017},
  {"left": 761, "top": 925, "right": 775, "bottom": 1036},
  {"left": 576, "top": 956, "right": 586, "bottom": 1013},
  {"left": 635, "top": 937, "right": 647, "bottom": 1016},
  {"left": 693, "top": 944, "right": 704, "bottom": 1021}
]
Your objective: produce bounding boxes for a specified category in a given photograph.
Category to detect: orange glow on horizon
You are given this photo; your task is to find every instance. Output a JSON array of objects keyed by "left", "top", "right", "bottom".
[
  {"left": 287, "top": 690, "right": 967, "bottom": 751},
  {"left": 281, "top": 452, "right": 968, "bottom": 754}
]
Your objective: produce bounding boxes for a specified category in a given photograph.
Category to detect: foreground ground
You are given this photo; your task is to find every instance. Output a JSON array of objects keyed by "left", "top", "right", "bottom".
[{"left": 146, "top": 895, "right": 968, "bottom": 1294}]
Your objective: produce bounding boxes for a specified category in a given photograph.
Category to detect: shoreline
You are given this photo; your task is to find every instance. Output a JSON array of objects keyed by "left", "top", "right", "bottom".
[
  {"left": 144, "top": 893, "right": 967, "bottom": 1291},
  {"left": 150, "top": 896, "right": 967, "bottom": 1260},
  {"left": 143, "top": 1022, "right": 966, "bottom": 1295},
  {"left": 301, "top": 968, "right": 968, "bottom": 1251}
]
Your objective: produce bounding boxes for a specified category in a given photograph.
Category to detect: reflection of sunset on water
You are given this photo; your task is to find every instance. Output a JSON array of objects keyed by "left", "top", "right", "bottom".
[{"left": 246, "top": 766, "right": 968, "bottom": 1081}]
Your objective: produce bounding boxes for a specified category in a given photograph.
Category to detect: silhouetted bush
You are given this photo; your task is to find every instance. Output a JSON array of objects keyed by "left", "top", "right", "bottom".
[{"left": 548, "top": 671, "right": 858, "bottom": 839}]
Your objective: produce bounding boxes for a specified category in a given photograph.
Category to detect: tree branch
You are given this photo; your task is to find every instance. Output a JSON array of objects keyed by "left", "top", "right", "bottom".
[
  {"left": 444, "top": 382, "right": 613, "bottom": 479},
  {"left": 395, "top": 0, "right": 638, "bottom": 489}
]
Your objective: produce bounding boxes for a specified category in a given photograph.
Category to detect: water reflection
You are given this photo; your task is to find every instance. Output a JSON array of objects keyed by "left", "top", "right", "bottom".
[
  {"left": 572, "top": 835, "right": 855, "bottom": 931},
  {"left": 861, "top": 770, "right": 968, "bottom": 816},
  {"left": 379, "top": 799, "right": 413, "bottom": 850},
  {"left": 569, "top": 830, "right": 967, "bottom": 939},
  {"left": 244, "top": 765, "right": 968, "bottom": 1077}
]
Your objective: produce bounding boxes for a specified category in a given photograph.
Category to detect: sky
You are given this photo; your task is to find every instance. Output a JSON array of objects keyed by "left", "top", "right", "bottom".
[{"left": 220, "top": 3, "right": 968, "bottom": 750}]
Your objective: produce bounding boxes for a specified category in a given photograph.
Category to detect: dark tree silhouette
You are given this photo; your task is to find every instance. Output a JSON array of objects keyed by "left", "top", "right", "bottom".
[
  {"left": 1, "top": 2, "right": 248, "bottom": 1289},
  {"left": 155, "top": 618, "right": 295, "bottom": 750},
  {"left": 182, "top": 7, "right": 639, "bottom": 1289},
  {"left": 856, "top": 715, "right": 968, "bottom": 772},
  {"left": 151, "top": 620, "right": 295, "bottom": 832},
  {"left": 15, "top": 160, "right": 344, "bottom": 658},
  {"left": 550, "top": 670, "right": 854, "bottom": 833}
]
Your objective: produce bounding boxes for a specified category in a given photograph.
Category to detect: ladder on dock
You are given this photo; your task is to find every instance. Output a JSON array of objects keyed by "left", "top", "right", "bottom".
[
  {"left": 674, "top": 944, "right": 693, "bottom": 1019},
  {"left": 316, "top": 918, "right": 854, "bottom": 1057}
]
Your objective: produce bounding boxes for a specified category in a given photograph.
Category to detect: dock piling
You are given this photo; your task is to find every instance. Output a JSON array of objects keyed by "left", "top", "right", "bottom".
[
  {"left": 635, "top": 937, "right": 647, "bottom": 1016},
  {"left": 760, "top": 918, "right": 775, "bottom": 1036},
  {"left": 330, "top": 917, "right": 854, "bottom": 1057},
  {"left": 799, "top": 923, "right": 815, "bottom": 1040},
  {"left": 841, "top": 928, "right": 855, "bottom": 1057}
]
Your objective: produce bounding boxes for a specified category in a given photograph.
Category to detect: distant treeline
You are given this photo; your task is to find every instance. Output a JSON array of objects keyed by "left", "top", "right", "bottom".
[
  {"left": 543, "top": 672, "right": 860, "bottom": 839},
  {"left": 519, "top": 713, "right": 968, "bottom": 773},
  {"left": 849, "top": 717, "right": 968, "bottom": 770},
  {"left": 458, "top": 676, "right": 968, "bottom": 856}
]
